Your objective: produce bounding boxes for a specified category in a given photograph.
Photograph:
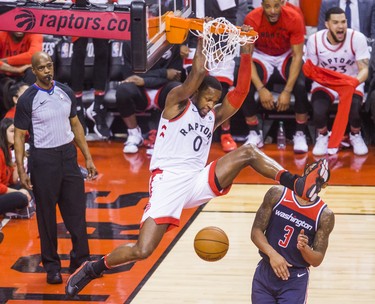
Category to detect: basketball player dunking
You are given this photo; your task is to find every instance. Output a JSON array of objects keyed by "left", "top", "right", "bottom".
[{"left": 66, "top": 25, "right": 329, "bottom": 297}]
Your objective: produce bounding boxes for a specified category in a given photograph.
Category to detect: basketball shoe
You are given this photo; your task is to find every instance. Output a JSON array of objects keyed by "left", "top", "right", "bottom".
[
  {"left": 294, "top": 158, "right": 330, "bottom": 202},
  {"left": 244, "top": 130, "right": 264, "bottom": 148},
  {"left": 221, "top": 133, "right": 237, "bottom": 152},
  {"left": 66, "top": 261, "right": 102, "bottom": 297}
]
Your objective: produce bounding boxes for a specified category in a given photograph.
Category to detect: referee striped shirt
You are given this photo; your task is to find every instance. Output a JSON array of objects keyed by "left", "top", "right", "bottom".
[{"left": 14, "top": 81, "right": 77, "bottom": 148}]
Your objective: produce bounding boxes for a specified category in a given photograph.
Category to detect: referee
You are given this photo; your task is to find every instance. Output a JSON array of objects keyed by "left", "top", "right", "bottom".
[{"left": 14, "top": 51, "right": 97, "bottom": 284}]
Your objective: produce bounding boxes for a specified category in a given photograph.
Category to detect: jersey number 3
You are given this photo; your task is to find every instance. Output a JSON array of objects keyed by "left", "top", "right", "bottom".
[{"left": 278, "top": 225, "right": 294, "bottom": 248}]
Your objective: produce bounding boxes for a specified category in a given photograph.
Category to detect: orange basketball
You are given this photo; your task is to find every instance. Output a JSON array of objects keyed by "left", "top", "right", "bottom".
[{"left": 194, "top": 226, "right": 229, "bottom": 262}]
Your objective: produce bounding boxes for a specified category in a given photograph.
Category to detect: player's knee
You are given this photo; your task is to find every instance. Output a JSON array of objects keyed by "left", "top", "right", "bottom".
[
  {"left": 238, "top": 143, "right": 259, "bottom": 163},
  {"left": 116, "top": 83, "right": 138, "bottom": 102},
  {"left": 241, "top": 142, "right": 257, "bottom": 153},
  {"left": 136, "top": 245, "right": 154, "bottom": 260}
]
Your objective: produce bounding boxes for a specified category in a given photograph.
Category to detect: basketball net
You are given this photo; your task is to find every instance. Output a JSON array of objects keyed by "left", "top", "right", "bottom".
[{"left": 191, "top": 17, "right": 258, "bottom": 71}]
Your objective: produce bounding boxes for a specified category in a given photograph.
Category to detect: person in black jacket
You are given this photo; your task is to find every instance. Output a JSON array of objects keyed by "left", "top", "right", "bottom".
[{"left": 116, "top": 41, "right": 184, "bottom": 154}]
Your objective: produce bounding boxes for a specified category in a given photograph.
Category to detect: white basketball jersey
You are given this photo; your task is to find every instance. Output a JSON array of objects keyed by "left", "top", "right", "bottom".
[
  {"left": 150, "top": 100, "right": 215, "bottom": 173},
  {"left": 306, "top": 29, "right": 370, "bottom": 93}
]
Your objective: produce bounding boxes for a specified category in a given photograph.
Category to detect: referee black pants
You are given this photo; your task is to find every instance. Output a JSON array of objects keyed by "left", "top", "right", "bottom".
[{"left": 29, "top": 142, "right": 90, "bottom": 274}]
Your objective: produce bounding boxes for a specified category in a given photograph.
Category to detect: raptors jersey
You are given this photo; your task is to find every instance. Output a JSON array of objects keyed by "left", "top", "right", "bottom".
[
  {"left": 150, "top": 100, "right": 215, "bottom": 173},
  {"left": 306, "top": 28, "right": 370, "bottom": 94},
  {"left": 261, "top": 188, "right": 327, "bottom": 268}
]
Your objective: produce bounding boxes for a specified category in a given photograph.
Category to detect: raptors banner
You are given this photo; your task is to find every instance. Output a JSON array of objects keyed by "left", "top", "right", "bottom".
[{"left": 0, "top": 2, "right": 131, "bottom": 40}]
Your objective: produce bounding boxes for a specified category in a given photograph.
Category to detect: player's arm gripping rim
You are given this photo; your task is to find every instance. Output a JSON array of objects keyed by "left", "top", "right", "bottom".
[
  {"left": 251, "top": 185, "right": 293, "bottom": 281},
  {"left": 161, "top": 38, "right": 206, "bottom": 121},
  {"left": 214, "top": 25, "right": 253, "bottom": 130}
]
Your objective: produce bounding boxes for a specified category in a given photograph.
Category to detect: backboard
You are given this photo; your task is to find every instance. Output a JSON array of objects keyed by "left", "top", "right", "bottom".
[{"left": 131, "top": 0, "right": 193, "bottom": 72}]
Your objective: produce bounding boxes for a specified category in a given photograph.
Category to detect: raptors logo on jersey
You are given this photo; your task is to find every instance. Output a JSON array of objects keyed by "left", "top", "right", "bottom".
[
  {"left": 306, "top": 28, "right": 370, "bottom": 95},
  {"left": 150, "top": 100, "right": 215, "bottom": 173}
]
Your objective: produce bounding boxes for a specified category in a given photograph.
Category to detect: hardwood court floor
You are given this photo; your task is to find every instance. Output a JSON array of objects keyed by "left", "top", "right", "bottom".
[{"left": 1, "top": 140, "right": 374, "bottom": 303}]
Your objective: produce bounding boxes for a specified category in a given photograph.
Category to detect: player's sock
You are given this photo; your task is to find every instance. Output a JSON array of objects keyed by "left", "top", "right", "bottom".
[
  {"left": 92, "top": 255, "right": 110, "bottom": 275},
  {"left": 276, "top": 170, "right": 298, "bottom": 191}
]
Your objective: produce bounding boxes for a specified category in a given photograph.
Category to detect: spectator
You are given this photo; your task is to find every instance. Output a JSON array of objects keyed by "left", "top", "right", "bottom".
[
  {"left": 1, "top": 79, "right": 28, "bottom": 119},
  {"left": 251, "top": 163, "right": 334, "bottom": 303},
  {"left": 318, "top": 0, "right": 375, "bottom": 40},
  {"left": 14, "top": 51, "right": 97, "bottom": 284},
  {"left": 0, "top": 31, "right": 43, "bottom": 117},
  {"left": 242, "top": 0, "right": 310, "bottom": 153},
  {"left": 0, "top": 118, "right": 34, "bottom": 219},
  {"left": 304, "top": 7, "right": 370, "bottom": 156},
  {"left": 117, "top": 41, "right": 183, "bottom": 154}
]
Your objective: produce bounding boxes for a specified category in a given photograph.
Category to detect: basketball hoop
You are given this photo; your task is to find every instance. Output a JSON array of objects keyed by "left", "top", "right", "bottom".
[{"left": 165, "top": 14, "right": 258, "bottom": 71}]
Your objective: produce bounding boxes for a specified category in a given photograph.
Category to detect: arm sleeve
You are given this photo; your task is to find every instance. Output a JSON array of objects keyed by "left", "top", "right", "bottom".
[
  {"left": 6, "top": 34, "right": 43, "bottom": 66},
  {"left": 227, "top": 53, "right": 251, "bottom": 108}
]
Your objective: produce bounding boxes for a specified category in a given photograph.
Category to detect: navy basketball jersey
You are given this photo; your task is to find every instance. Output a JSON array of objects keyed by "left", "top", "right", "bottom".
[{"left": 261, "top": 187, "right": 327, "bottom": 268}]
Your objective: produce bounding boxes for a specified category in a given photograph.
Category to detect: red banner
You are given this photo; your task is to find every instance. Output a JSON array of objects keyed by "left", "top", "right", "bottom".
[{"left": 0, "top": 6, "right": 131, "bottom": 40}]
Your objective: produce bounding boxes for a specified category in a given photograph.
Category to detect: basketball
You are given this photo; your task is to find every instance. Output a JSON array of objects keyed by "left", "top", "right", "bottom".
[{"left": 193, "top": 226, "right": 229, "bottom": 262}]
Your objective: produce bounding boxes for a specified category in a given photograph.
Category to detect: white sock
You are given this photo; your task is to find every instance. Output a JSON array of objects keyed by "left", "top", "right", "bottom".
[{"left": 128, "top": 126, "right": 142, "bottom": 137}]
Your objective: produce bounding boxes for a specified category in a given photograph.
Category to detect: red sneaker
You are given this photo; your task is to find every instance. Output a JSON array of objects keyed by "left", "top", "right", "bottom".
[
  {"left": 295, "top": 158, "right": 330, "bottom": 201},
  {"left": 221, "top": 134, "right": 237, "bottom": 152}
]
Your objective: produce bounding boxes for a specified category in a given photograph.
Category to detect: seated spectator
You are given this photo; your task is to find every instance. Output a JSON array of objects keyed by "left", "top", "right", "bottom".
[
  {"left": 242, "top": 0, "right": 310, "bottom": 153},
  {"left": 1, "top": 79, "right": 28, "bottom": 119},
  {"left": 116, "top": 41, "right": 183, "bottom": 154},
  {"left": 0, "top": 31, "right": 42, "bottom": 117},
  {"left": 304, "top": 7, "right": 370, "bottom": 156},
  {"left": 0, "top": 118, "right": 34, "bottom": 219},
  {"left": 318, "top": 0, "right": 375, "bottom": 40}
]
